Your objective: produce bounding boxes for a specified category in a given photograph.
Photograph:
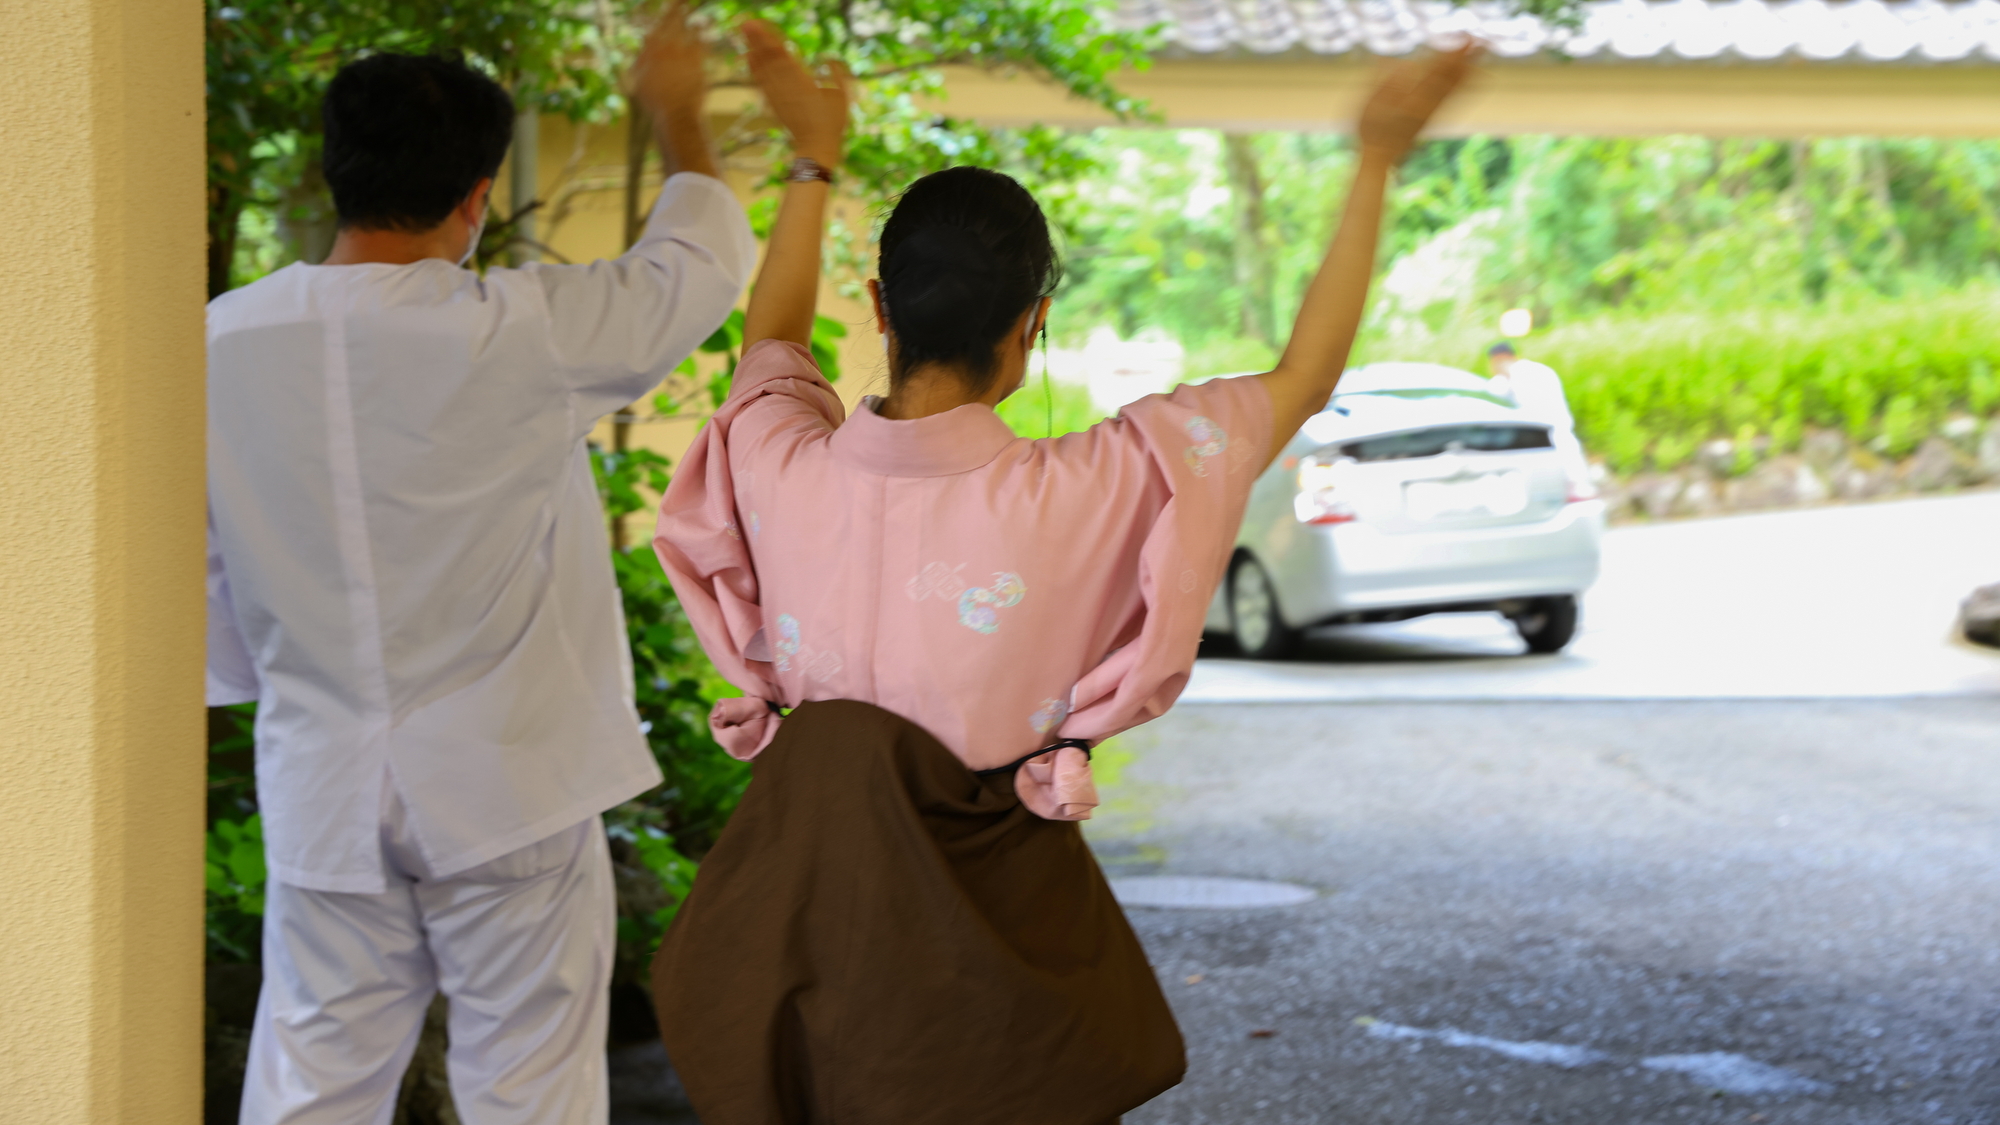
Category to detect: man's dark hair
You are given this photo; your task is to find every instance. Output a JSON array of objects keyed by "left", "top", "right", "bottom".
[
  {"left": 323, "top": 53, "right": 514, "bottom": 232},
  {"left": 1488, "top": 340, "right": 1518, "bottom": 357},
  {"left": 877, "top": 167, "right": 1064, "bottom": 393}
]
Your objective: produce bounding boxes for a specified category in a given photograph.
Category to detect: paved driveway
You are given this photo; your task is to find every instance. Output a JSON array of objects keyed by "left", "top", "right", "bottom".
[
  {"left": 1107, "top": 493, "right": 2000, "bottom": 1124},
  {"left": 1096, "top": 698, "right": 2000, "bottom": 1125}
]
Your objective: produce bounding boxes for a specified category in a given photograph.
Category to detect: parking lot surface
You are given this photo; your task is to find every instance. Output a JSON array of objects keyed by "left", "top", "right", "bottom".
[{"left": 1100, "top": 698, "right": 2000, "bottom": 1125}]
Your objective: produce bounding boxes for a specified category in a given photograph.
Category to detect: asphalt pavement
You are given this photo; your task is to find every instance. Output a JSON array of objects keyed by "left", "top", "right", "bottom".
[
  {"left": 1093, "top": 699, "right": 2000, "bottom": 1125},
  {"left": 1096, "top": 493, "right": 2000, "bottom": 1124}
]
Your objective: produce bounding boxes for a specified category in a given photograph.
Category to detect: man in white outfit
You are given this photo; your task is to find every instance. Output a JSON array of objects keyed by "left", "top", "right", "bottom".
[
  {"left": 205, "top": 13, "right": 755, "bottom": 1123},
  {"left": 1487, "top": 340, "right": 1573, "bottom": 432},
  {"left": 1489, "top": 340, "right": 1591, "bottom": 488}
]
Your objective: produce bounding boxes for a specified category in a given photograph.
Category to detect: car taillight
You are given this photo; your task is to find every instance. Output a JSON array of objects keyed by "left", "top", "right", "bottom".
[
  {"left": 1564, "top": 461, "right": 1599, "bottom": 504},
  {"left": 1294, "top": 451, "right": 1358, "bottom": 525}
]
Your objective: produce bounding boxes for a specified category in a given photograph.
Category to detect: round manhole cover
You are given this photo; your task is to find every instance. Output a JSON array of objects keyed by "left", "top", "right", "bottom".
[{"left": 1109, "top": 875, "right": 1317, "bottom": 909}]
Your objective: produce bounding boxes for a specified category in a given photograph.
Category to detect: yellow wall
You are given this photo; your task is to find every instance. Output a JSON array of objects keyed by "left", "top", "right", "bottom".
[{"left": 0, "top": 1, "right": 208, "bottom": 1121}]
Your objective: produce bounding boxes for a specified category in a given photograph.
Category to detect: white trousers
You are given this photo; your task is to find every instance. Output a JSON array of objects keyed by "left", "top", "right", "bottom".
[{"left": 241, "top": 798, "right": 615, "bottom": 1125}]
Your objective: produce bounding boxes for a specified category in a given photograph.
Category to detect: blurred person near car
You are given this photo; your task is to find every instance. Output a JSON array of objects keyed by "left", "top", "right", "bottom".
[
  {"left": 1488, "top": 340, "right": 1573, "bottom": 430},
  {"left": 1491, "top": 339, "right": 1588, "bottom": 475}
]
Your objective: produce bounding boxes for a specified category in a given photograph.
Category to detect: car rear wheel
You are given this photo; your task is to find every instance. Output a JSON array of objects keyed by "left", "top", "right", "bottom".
[
  {"left": 1511, "top": 595, "right": 1579, "bottom": 654},
  {"left": 1230, "top": 555, "right": 1297, "bottom": 660}
]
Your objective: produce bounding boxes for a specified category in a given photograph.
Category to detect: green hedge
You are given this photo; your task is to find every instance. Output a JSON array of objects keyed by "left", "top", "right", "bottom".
[
  {"left": 994, "top": 375, "right": 1110, "bottom": 439},
  {"left": 1531, "top": 288, "right": 2000, "bottom": 472}
]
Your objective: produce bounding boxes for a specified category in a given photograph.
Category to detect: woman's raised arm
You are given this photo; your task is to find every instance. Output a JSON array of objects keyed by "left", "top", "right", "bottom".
[
  {"left": 1255, "top": 46, "right": 1477, "bottom": 467},
  {"left": 738, "top": 21, "right": 851, "bottom": 352}
]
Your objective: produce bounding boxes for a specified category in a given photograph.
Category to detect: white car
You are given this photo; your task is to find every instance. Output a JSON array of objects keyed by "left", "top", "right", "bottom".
[{"left": 1205, "top": 362, "right": 1605, "bottom": 658}]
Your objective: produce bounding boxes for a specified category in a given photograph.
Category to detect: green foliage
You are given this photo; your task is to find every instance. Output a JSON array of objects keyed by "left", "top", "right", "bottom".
[
  {"left": 993, "top": 374, "right": 1109, "bottom": 439},
  {"left": 205, "top": 815, "right": 267, "bottom": 963},
  {"left": 650, "top": 308, "right": 846, "bottom": 431},
  {"left": 205, "top": 704, "right": 263, "bottom": 964},
  {"left": 1055, "top": 130, "right": 1353, "bottom": 352},
  {"left": 1058, "top": 131, "right": 2000, "bottom": 348},
  {"left": 610, "top": 822, "right": 701, "bottom": 974},
  {"left": 1521, "top": 287, "right": 2000, "bottom": 472},
  {"left": 810, "top": 315, "right": 850, "bottom": 381},
  {"left": 206, "top": 0, "right": 1167, "bottom": 294},
  {"left": 696, "top": 0, "right": 1159, "bottom": 210},
  {"left": 205, "top": 0, "right": 634, "bottom": 293},
  {"left": 1047, "top": 129, "right": 2000, "bottom": 474}
]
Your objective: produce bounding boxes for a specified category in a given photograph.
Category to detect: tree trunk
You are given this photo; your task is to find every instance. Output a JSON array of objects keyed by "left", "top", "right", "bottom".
[
  {"left": 1866, "top": 141, "right": 1907, "bottom": 266},
  {"left": 1222, "top": 133, "right": 1275, "bottom": 349},
  {"left": 510, "top": 91, "right": 540, "bottom": 266},
  {"left": 623, "top": 107, "right": 649, "bottom": 252},
  {"left": 1790, "top": 139, "right": 1821, "bottom": 301}
]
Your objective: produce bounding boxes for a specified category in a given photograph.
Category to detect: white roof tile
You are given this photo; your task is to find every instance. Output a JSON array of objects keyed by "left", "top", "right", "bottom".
[{"left": 1119, "top": 0, "right": 2000, "bottom": 63}]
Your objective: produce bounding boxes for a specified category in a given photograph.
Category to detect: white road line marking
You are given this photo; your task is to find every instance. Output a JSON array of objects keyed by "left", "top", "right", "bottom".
[
  {"left": 1641, "top": 1053, "right": 1832, "bottom": 1096},
  {"left": 1356, "top": 1018, "right": 1830, "bottom": 1097},
  {"left": 1359, "top": 1019, "right": 1608, "bottom": 1068}
]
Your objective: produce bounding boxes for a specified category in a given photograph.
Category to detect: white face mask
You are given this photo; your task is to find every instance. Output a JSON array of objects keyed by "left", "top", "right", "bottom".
[{"left": 457, "top": 213, "right": 487, "bottom": 268}]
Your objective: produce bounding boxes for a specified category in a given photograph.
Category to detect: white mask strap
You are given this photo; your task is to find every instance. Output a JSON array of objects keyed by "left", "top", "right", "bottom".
[{"left": 458, "top": 214, "right": 487, "bottom": 268}]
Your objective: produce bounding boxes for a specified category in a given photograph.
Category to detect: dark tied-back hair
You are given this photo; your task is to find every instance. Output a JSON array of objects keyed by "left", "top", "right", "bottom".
[
  {"left": 323, "top": 53, "right": 514, "bottom": 232},
  {"left": 878, "top": 167, "right": 1063, "bottom": 392}
]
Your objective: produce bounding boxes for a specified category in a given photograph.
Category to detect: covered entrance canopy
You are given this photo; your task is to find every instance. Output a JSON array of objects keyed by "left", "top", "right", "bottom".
[{"left": 936, "top": 0, "right": 2000, "bottom": 136}]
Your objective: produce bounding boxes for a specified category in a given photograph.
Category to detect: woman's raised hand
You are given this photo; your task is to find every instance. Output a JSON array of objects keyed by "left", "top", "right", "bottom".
[
  {"left": 1254, "top": 42, "right": 1478, "bottom": 460},
  {"left": 1356, "top": 42, "right": 1480, "bottom": 162},
  {"left": 736, "top": 22, "right": 849, "bottom": 351},
  {"left": 741, "top": 20, "right": 851, "bottom": 169}
]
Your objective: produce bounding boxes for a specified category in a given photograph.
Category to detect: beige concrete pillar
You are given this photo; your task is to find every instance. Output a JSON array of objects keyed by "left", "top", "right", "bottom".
[{"left": 0, "top": 1, "right": 208, "bottom": 1122}]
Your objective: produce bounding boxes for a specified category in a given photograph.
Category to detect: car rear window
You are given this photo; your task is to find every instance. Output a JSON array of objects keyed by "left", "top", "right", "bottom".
[
  {"left": 1334, "top": 386, "right": 1516, "bottom": 408},
  {"left": 1341, "top": 424, "right": 1553, "bottom": 462}
]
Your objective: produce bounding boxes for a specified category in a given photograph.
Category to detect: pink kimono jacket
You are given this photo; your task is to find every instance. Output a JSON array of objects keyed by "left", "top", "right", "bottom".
[{"left": 654, "top": 339, "right": 1272, "bottom": 820}]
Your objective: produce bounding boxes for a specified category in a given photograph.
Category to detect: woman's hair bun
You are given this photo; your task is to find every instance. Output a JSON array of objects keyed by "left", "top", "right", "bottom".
[
  {"left": 881, "top": 225, "right": 999, "bottom": 348},
  {"left": 878, "top": 167, "right": 1062, "bottom": 393}
]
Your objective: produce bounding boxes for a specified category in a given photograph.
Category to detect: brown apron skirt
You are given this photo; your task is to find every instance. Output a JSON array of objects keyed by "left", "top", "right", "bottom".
[{"left": 651, "top": 699, "right": 1185, "bottom": 1125}]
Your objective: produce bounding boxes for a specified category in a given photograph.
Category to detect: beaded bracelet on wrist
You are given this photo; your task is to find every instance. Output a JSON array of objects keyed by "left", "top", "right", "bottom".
[{"left": 786, "top": 156, "right": 834, "bottom": 185}]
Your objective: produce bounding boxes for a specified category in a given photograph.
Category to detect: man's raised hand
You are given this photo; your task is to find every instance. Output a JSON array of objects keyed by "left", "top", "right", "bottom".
[
  {"left": 632, "top": 3, "right": 707, "bottom": 124},
  {"left": 630, "top": 2, "right": 720, "bottom": 180},
  {"left": 1356, "top": 42, "right": 1479, "bottom": 162},
  {"left": 741, "top": 20, "right": 851, "bottom": 169}
]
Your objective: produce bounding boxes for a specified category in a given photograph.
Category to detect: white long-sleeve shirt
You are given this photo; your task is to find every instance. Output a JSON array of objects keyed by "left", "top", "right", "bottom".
[
  {"left": 206, "top": 173, "right": 756, "bottom": 893},
  {"left": 1494, "top": 359, "right": 1574, "bottom": 430}
]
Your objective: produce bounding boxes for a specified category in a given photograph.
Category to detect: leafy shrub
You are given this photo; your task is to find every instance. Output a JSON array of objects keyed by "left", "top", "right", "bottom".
[
  {"left": 578, "top": 437, "right": 745, "bottom": 988},
  {"left": 994, "top": 375, "right": 1110, "bottom": 439},
  {"left": 205, "top": 704, "right": 262, "bottom": 964},
  {"left": 1522, "top": 286, "right": 2000, "bottom": 472},
  {"left": 205, "top": 815, "right": 266, "bottom": 963}
]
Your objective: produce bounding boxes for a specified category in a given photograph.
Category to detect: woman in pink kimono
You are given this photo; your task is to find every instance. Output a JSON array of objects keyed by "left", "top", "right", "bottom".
[{"left": 652, "top": 32, "right": 1475, "bottom": 1125}]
